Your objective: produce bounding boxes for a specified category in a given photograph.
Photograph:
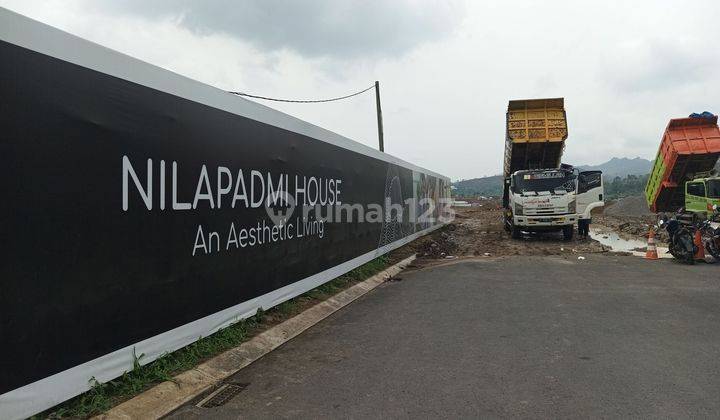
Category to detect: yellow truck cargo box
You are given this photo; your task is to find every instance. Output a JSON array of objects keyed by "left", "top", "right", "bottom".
[{"left": 503, "top": 98, "right": 568, "bottom": 178}]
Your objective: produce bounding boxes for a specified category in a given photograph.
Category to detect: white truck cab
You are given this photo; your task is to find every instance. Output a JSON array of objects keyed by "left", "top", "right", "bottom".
[
  {"left": 505, "top": 168, "right": 604, "bottom": 240},
  {"left": 576, "top": 170, "right": 604, "bottom": 220}
]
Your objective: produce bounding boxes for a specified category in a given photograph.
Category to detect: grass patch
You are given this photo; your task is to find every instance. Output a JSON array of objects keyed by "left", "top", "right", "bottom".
[{"left": 40, "top": 255, "right": 391, "bottom": 419}]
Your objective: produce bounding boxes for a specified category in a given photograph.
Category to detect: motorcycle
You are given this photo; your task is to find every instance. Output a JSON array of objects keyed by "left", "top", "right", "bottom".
[
  {"left": 698, "top": 204, "right": 720, "bottom": 261},
  {"left": 658, "top": 210, "right": 697, "bottom": 264}
]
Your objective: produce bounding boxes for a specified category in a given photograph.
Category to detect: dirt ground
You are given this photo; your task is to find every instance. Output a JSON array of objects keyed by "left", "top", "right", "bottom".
[
  {"left": 396, "top": 194, "right": 669, "bottom": 267},
  {"left": 594, "top": 196, "right": 666, "bottom": 242},
  {"left": 407, "top": 198, "right": 608, "bottom": 264}
]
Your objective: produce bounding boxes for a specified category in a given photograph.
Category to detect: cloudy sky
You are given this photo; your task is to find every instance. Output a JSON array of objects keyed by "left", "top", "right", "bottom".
[{"left": 2, "top": 0, "right": 719, "bottom": 180}]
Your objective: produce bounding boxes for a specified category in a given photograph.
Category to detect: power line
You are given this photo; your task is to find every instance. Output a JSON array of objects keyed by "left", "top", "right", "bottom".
[
  {"left": 228, "top": 84, "right": 376, "bottom": 103},
  {"left": 228, "top": 81, "right": 385, "bottom": 152}
]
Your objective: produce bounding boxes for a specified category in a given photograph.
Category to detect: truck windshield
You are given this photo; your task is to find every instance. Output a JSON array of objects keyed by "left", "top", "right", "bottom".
[
  {"left": 707, "top": 180, "right": 720, "bottom": 198},
  {"left": 512, "top": 171, "right": 575, "bottom": 194}
]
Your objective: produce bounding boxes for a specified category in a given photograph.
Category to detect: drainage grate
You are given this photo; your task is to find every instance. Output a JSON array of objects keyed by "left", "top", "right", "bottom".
[{"left": 196, "top": 383, "right": 248, "bottom": 408}]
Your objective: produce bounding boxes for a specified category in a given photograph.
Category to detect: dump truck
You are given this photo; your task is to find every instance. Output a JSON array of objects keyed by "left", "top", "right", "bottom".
[
  {"left": 503, "top": 98, "right": 605, "bottom": 240},
  {"left": 645, "top": 114, "right": 720, "bottom": 215}
]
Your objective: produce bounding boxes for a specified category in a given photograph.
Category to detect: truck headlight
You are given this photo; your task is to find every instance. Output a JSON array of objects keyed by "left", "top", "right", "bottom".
[
  {"left": 514, "top": 203, "right": 523, "bottom": 216},
  {"left": 568, "top": 200, "right": 576, "bottom": 214}
]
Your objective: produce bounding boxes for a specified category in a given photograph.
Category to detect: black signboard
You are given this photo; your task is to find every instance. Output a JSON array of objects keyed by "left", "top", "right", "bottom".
[{"left": 0, "top": 9, "right": 448, "bottom": 419}]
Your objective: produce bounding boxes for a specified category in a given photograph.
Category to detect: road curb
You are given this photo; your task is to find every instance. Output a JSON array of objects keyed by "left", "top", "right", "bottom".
[{"left": 95, "top": 255, "right": 416, "bottom": 420}]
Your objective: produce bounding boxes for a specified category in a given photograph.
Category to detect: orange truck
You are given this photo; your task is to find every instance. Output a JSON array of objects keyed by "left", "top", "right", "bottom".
[{"left": 645, "top": 115, "right": 720, "bottom": 214}]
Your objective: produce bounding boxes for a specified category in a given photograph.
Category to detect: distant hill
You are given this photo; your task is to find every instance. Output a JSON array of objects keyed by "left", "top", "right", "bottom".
[
  {"left": 452, "top": 157, "right": 654, "bottom": 197},
  {"left": 453, "top": 175, "right": 503, "bottom": 197},
  {"left": 577, "top": 157, "right": 652, "bottom": 179}
]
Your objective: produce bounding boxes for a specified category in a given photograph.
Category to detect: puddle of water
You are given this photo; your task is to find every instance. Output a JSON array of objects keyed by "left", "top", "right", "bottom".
[{"left": 590, "top": 227, "right": 671, "bottom": 258}]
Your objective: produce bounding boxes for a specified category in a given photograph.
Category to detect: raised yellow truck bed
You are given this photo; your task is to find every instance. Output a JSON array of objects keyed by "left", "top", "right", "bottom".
[{"left": 503, "top": 98, "right": 568, "bottom": 178}]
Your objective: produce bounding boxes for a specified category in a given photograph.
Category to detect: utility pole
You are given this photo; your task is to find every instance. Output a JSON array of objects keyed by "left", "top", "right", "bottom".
[{"left": 375, "top": 81, "right": 384, "bottom": 152}]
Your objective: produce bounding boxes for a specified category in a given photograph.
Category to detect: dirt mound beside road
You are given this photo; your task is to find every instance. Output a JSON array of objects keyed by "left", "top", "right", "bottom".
[
  {"left": 415, "top": 227, "right": 460, "bottom": 258},
  {"left": 604, "top": 195, "right": 653, "bottom": 217}
]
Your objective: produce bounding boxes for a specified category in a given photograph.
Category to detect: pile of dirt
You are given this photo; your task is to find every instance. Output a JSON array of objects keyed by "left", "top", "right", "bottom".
[
  {"left": 604, "top": 195, "right": 653, "bottom": 217},
  {"left": 414, "top": 227, "right": 460, "bottom": 258}
]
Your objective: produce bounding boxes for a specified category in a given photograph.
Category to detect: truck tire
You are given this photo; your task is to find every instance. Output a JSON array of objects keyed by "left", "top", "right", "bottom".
[
  {"left": 511, "top": 225, "right": 522, "bottom": 239},
  {"left": 562, "top": 225, "right": 574, "bottom": 241}
]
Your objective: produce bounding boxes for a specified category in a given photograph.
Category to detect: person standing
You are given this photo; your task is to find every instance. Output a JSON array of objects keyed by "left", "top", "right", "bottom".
[{"left": 578, "top": 218, "right": 590, "bottom": 239}]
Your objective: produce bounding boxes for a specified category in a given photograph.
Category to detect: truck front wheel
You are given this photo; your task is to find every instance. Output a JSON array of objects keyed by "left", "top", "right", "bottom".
[
  {"left": 562, "top": 225, "right": 574, "bottom": 241},
  {"left": 511, "top": 225, "right": 522, "bottom": 239}
]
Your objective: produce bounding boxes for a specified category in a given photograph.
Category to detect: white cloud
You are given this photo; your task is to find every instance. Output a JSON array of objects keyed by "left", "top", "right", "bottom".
[
  {"left": 1, "top": 0, "right": 719, "bottom": 180},
  {"left": 89, "top": 0, "right": 465, "bottom": 59}
]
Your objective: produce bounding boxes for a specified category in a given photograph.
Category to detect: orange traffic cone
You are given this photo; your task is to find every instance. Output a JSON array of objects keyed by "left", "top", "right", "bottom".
[
  {"left": 694, "top": 229, "right": 705, "bottom": 261},
  {"left": 645, "top": 229, "right": 659, "bottom": 260}
]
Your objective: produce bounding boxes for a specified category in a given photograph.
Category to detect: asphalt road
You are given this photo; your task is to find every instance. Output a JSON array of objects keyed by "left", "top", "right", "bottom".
[{"left": 169, "top": 255, "right": 720, "bottom": 419}]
